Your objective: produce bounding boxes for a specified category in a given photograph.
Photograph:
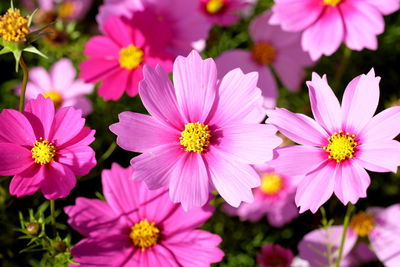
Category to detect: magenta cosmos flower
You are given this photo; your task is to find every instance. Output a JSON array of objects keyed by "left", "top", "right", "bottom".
[
  {"left": 65, "top": 163, "right": 224, "bottom": 266},
  {"left": 257, "top": 244, "right": 294, "bottom": 267},
  {"left": 110, "top": 50, "right": 282, "bottom": 210},
  {"left": 0, "top": 96, "right": 96, "bottom": 199},
  {"left": 266, "top": 69, "right": 400, "bottom": 213},
  {"left": 19, "top": 58, "right": 94, "bottom": 116},
  {"left": 199, "top": 0, "right": 249, "bottom": 26},
  {"left": 223, "top": 162, "right": 299, "bottom": 227},
  {"left": 96, "top": 0, "right": 210, "bottom": 56},
  {"left": 216, "top": 11, "right": 313, "bottom": 109},
  {"left": 79, "top": 16, "right": 173, "bottom": 101},
  {"left": 270, "top": 0, "right": 400, "bottom": 60},
  {"left": 22, "top": 0, "right": 92, "bottom": 21}
]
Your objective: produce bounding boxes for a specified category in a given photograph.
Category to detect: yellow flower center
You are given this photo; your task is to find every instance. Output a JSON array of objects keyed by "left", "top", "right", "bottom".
[
  {"left": 324, "top": 0, "right": 342, "bottom": 6},
  {"left": 31, "top": 138, "right": 56, "bottom": 165},
  {"left": 252, "top": 42, "right": 276, "bottom": 65},
  {"left": 260, "top": 174, "right": 284, "bottom": 195},
  {"left": 129, "top": 219, "right": 160, "bottom": 250},
  {"left": 206, "top": 0, "right": 225, "bottom": 14},
  {"left": 323, "top": 131, "right": 357, "bottom": 163},
  {"left": 119, "top": 44, "right": 144, "bottom": 70},
  {"left": 58, "top": 2, "right": 75, "bottom": 18},
  {"left": 349, "top": 212, "right": 375, "bottom": 237},
  {"left": 0, "top": 8, "right": 29, "bottom": 42},
  {"left": 43, "top": 91, "right": 63, "bottom": 108},
  {"left": 180, "top": 122, "right": 211, "bottom": 153}
]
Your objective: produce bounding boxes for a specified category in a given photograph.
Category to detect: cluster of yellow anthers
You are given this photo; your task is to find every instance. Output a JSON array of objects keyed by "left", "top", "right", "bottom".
[
  {"left": 324, "top": 0, "right": 342, "bottom": 6},
  {"left": 349, "top": 211, "right": 375, "bottom": 237},
  {"left": 323, "top": 131, "right": 357, "bottom": 163},
  {"left": 0, "top": 8, "right": 29, "bottom": 42},
  {"left": 31, "top": 138, "right": 57, "bottom": 165},
  {"left": 129, "top": 219, "right": 160, "bottom": 250},
  {"left": 206, "top": 0, "right": 225, "bottom": 14},
  {"left": 260, "top": 174, "right": 284, "bottom": 195},
  {"left": 180, "top": 122, "right": 212, "bottom": 153},
  {"left": 119, "top": 44, "right": 144, "bottom": 70}
]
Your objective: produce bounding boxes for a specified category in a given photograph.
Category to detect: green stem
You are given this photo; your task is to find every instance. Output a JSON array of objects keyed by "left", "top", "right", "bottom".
[
  {"left": 333, "top": 48, "right": 352, "bottom": 89},
  {"left": 335, "top": 203, "right": 354, "bottom": 267},
  {"left": 98, "top": 141, "right": 117, "bottom": 164},
  {"left": 19, "top": 57, "right": 29, "bottom": 112},
  {"left": 50, "top": 199, "right": 56, "bottom": 236}
]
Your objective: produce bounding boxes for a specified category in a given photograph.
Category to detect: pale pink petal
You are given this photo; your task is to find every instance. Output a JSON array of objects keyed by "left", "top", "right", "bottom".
[
  {"left": 9, "top": 165, "right": 43, "bottom": 197},
  {"left": 365, "top": 0, "right": 400, "bottom": 15},
  {"left": 28, "top": 67, "right": 52, "bottom": 91},
  {"left": 266, "top": 107, "right": 329, "bottom": 146},
  {"left": 41, "top": 161, "right": 76, "bottom": 199},
  {"left": 49, "top": 107, "right": 85, "bottom": 146},
  {"left": 0, "top": 109, "right": 36, "bottom": 146},
  {"left": 24, "top": 95, "right": 55, "bottom": 140},
  {"left": 98, "top": 69, "right": 130, "bottom": 101},
  {"left": 267, "top": 198, "right": 299, "bottom": 227},
  {"left": 62, "top": 97, "right": 93, "bottom": 117},
  {"left": 356, "top": 140, "right": 400, "bottom": 173},
  {"left": 306, "top": 73, "right": 341, "bottom": 133},
  {"left": 50, "top": 58, "right": 77, "bottom": 92},
  {"left": 62, "top": 81, "right": 94, "bottom": 99},
  {"left": 0, "top": 143, "right": 33, "bottom": 175},
  {"left": 79, "top": 58, "right": 119, "bottom": 83},
  {"left": 83, "top": 36, "right": 119, "bottom": 59},
  {"left": 58, "top": 127, "right": 95, "bottom": 149},
  {"left": 173, "top": 50, "right": 216, "bottom": 123},
  {"left": 24, "top": 83, "right": 45, "bottom": 99},
  {"left": 57, "top": 146, "right": 96, "bottom": 176},
  {"left": 103, "top": 16, "right": 133, "bottom": 47}
]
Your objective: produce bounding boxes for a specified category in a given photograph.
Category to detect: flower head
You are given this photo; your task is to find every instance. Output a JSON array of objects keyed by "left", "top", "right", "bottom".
[
  {"left": 0, "top": 8, "right": 29, "bottom": 42},
  {"left": 0, "top": 95, "right": 96, "bottom": 199},
  {"left": 199, "top": 0, "right": 249, "bottom": 26},
  {"left": 257, "top": 244, "right": 294, "bottom": 267},
  {"left": 110, "top": 50, "right": 282, "bottom": 210},
  {"left": 65, "top": 163, "right": 224, "bottom": 266}
]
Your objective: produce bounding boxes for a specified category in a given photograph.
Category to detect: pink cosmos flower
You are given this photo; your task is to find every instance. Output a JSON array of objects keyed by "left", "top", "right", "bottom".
[
  {"left": 216, "top": 11, "right": 313, "bottom": 109},
  {"left": 270, "top": 0, "right": 400, "bottom": 60},
  {"left": 96, "top": 0, "right": 210, "bottom": 56},
  {"left": 110, "top": 50, "right": 282, "bottom": 210},
  {"left": 79, "top": 16, "right": 173, "bottom": 101},
  {"left": 266, "top": 69, "right": 400, "bottom": 213},
  {"left": 65, "top": 163, "right": 224, "bottom": 266},
  {"left": 0, "top": 96, "right": 96, "bottom": 199},
  {"left": 223, "top": 162, "right": 299, "bottom": 227},
  {"left": 257, "top": 244, "right": 294, "bottom": 267},
  {"left": 22, "top": 0, "right": 92, "bottom": 21},
  {"left": 199, "top": 0, "right": 249, "bottom": 26},
  {"left": 18, "top": 58, "right": 94, "bottom": 116}
]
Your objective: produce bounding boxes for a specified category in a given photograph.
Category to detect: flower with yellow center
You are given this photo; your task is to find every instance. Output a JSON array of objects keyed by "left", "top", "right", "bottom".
[
  {"left": 58, "top": 2, "right": 75, "bottom": 19},
  {"left": 43, "top": 91, "right": 63, "bottom": 108},
  {"left": 119, "top": 44, "right": 144, "bottom": 70},
  {"left": 349, "top": 211, "right": 375, "bottom": 237},
  {"left": 31, "top": 138, "right": 57, "bottom": 165},
  {"left": 0, "top": 8, "right": 29, "bottom": 42},
  {"left": 323, "top": 131, "right": 357, "bottom": 163},
  {"left": 206, "top": 0, "right": 225, "bottom": 14},
  {"left": 180, "top": 122, "right": 212, "bottom": 153},
  {"left": 129, "top": 219, "right": 160, "bottom": 250},
  {"left": 260, "top": 174, "right": 284, "bottom": 195},
  {"left": 324, "top": 0, "right": 342, "bottom": 6},
  {"left": 252, "top": 43, "right": 276, "bottom": 65}
]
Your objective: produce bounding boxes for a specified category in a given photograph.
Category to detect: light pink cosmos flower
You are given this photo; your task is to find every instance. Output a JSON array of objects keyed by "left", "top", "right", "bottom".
[
  {"left": 257, "top": 244, "right": 294, "bottom": 267},
  {"left": 266, "top": 69, "right": 400, "bottom": 213},
  {"left": 22, "top": 0, "right": 92, "bottom": 21},
  {"left": 110, "top": 50, "right": 282, "bottom": 210},
  {"left": 65, "top": 163, "right": 224, "bottom": 266},
  {"left": 0, "top": 96, "right": 96, "bottom": 199},
  {"left": 79, "top": 16, "right": 173, "bottom": 101},
  {"left": 270, "top": 0, "right": 400, "bottom": 60},
  {"left": 18, "top": 58, "right": 94, "bottom": 116},
  {"left": 96, "top": 0, "right": 210, "bottom": 56},
  {"left": 199, "top": 0, "right": 249, "bottom": 26},
  {"left": 216, "top": 11, "right": 313, "bottom": 109},
  {"left": 223, "top": 162, "right": 299, "bottom": 227}
]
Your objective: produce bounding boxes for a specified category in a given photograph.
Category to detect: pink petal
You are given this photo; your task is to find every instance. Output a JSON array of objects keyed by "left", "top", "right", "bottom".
[
  {"left": 356, "top": 140, "right": 400, "bottom": 173},
  {"left": 103, "top": 16, "right": 133, "bottom": 47},
  {"left": 83, "top": 36, "right": 119, "bottom": 59},
  {"left": 0, "top": 143, "right": 33, "bottom": 175},
  {"left": 266, "top": 107, "right": 329, "bottom": 146},
  {"left": 98, "top": 69, "right": 130, "bottom": 101},
  {"left": 365, "top": 0, "right": 400, "bottom": 15},
  {"left": 57, "top": 146, "right": 96, "bottom": 176},
  {"left": 28, "top": 67, "right": 52, "bottom": 91},
  {"left": 50, "top": 58, "right": 77, "bottom": 92},
  {"left": 41, "top": 161, "right": 76, "bottom": 199},
  {"left": 9, "top": 165, "right": 43, "bottom": 197},
  {"left": 79, "top": 58, "right": 119, "bottom": 83},
  {"left": 49, "top": 106, "right": 85, "bottom": 146},
  {"left": 306, "top": 73, "right": 341, "bottom": 133},
  {"left": 173, "top": 50, "right": 217, "bottom": 123},
  {"left": 125, "top": 66, "right": 143, "bottom": 97},
  {"left": 0, "top": 109, "right": 36, "bottom": 146},
  {"left": 61, "top": 80, "right": 94, "bottom": 99},
  {"left": 138, "top": 245, "right": 178, "bottom": 267},
  {"left": 62, "top": 96, "right": 93, "bottom": 117},
  {"left": 24, "top": 95, "right": 55, "bottom": 140},
  {"left": 58, "top": 126, "right": 95, "bottom": 149}
]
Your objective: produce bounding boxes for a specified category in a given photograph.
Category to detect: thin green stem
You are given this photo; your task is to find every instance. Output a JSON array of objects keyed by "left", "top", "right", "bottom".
[
  {"left": 50, "top": 199, "right": 56, "bottom": 236},
  {"left": 19, "top": 57, "right": 29, "bottom": 112},
  {"left": 98, "top": 141, "right": 117, "bottom": 164},
  {"left": 335, "top": 203, "right": 354, "bottom": 267},
  {"left": 333, "top": 48, "right": 352, "bottom": 89}
]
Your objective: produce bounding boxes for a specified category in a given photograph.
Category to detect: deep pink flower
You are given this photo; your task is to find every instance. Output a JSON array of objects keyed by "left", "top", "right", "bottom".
[
  {"left": 19, "top": 58, "right": 94, "bottom": 116},
  {"left": 257, "top": 244, "right": 294, "bottom": 267},
  {"left": 79, "top": 16, "right": 173, "bottom": 101},
  {"left": 110, "top": 50, "right": 282, "bottom": 210},
  {"left": 0, "top": 95, "right": 96, "bottom": 199},
  {"left": 22, "top": 0, "right": 92, "bottom": 21},
  {"left": 266, "top": 69, "right": 400, "bottom": 213},
  {"left": 96, "top": 0, "right": 210, "bottom": 56},
  {"left": 216, "top": 11, "right": 313, "bottom": 109},
  {"left": 199, "top": 0, "right": 249, "bottom": 26},
  {"left": 270, "top": 0, "right": 400, "bottom": 60},
  {"left": 65, "top": 163, "right": 224, "bottom": 266}
]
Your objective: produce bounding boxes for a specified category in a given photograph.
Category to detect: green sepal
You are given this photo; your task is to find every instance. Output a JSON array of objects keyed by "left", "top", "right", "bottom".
[
  {"left": 28, "top": 9, "right": 39, "bottom": 27},
  {"left": 0, "top": 47, "right": 11, "bottom": 55},
  {"left": 23, "top": 45, "right": 48, "bottom": 59},
  {"left": 12, "top": 49, "right": 22, "bottom": 72}
]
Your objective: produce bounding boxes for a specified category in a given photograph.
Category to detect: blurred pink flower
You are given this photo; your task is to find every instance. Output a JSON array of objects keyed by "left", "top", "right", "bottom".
[
  {"left": 65, "top": 163, "right": 224, "bottom": 266},
  {"left": 223, "top": 162, "right": 300, "bottom": 227},
  {"left": 110, "top": 50, "right": 282, "bottom": 210},
  {"left": 0, "top": 95, "right": 96, "bottom": 199},
  {"left": 79, "top": 16, "right": 173, "bottom": 101},
  {"left": 270, "top": 0, "right": 400, "bottom": 60},
  {"left": 18, "top": 58, "right": 94, "bottom": 116},
  {"left": 216, "top": 11, "right": 313, "bottom": 109},
  {"left": 199, "top": 0, "right": 249, "bottom": 26},
  {"left": 267, "top": 69, "right": 400, "bottom": 213},
  {"left": 257, "top": 244, "right": 294, "bottom": 267},
  {"left": 96, "top": 0, "right": 210, "bottom": 56},
  {"left": 22, "top": 0, "right": 92, "bottom": 21}
]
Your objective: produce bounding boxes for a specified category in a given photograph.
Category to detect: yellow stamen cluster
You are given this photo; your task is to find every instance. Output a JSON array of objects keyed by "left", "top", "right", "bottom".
[
  {"left": 349, "top": 212, "right": 375, "bottom": 237},
  {"left": 43, "top": 91, "right": 63, "bottom": 108},
  {"left": 119, "top": 44, "right": 144, "bottom": 70},
  {"left": 31, "top": 138, "right": 56, "bottom": 165},
  {"left": 0, "top": 8, "right": 29, "bottom": 42},
  {"left": 260, "top": 174, "right": 284, "bottom": 195},
  {"left": 323, "top": 131, "right": 357, "bottom": 163},
  {"left": 58, "top": 2, "right": 75, "bottom": 18},
  {"left": 324, "top": 0, "right": 342, "bottom": 6},
  {"left": 180, "top": 122, "right": 211, "bottom": 153},
  {"left": 251, "top": 42, "right": 276, "bottom": 65},
  {"left": 129, "top": 219, "right": 160, "bottom": 250},
  {"left": 206, "top": 0, "right": 225, "bottom": 14}
]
